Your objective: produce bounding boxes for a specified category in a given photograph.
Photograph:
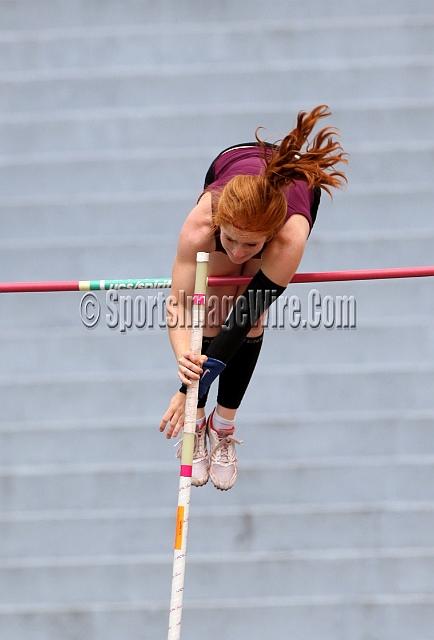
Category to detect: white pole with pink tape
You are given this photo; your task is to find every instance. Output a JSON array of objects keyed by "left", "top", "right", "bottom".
[{"left": 167, "top": 251, "right": 209, "bottom": 640}]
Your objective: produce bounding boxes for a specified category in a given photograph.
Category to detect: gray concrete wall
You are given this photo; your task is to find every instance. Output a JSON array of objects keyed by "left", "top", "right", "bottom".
[{"left": 0, "top": 1, "right": 433, "bottom": 638}]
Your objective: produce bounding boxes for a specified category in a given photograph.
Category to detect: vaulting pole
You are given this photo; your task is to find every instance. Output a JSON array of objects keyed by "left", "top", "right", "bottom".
[{"left": 167, "top": 252, "right": 209, "bottom": 640}]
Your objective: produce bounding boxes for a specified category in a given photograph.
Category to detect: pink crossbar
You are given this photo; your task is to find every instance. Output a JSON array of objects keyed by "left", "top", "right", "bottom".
[{"left": 207, "top": 266, "right": 434, "bottom": 287}]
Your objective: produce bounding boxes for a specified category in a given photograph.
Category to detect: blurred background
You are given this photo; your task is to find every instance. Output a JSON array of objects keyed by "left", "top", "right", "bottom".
[{"left": 0, "top": 1, "right": 434, "bottom": 638}]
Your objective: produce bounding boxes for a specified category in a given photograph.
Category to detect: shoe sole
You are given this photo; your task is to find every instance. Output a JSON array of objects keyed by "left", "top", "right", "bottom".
[
  {"left": 191, "top": 476, "right": 209, "bottom": 487},
  {"left": 209, "top": 469, "right": 237, "bottom": 491}
]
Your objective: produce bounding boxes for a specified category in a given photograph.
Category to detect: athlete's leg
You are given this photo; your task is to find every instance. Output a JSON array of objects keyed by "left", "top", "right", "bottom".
[{"left": 206, "top": 258, "right": 265, "bottom": 489}]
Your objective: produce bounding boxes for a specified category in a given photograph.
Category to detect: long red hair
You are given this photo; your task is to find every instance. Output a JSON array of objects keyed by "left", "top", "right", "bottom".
[{"left": 212, "top": 105, "right": 348, "bottom": 240}]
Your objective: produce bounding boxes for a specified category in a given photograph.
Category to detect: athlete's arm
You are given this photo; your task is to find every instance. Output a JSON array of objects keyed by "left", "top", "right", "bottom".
[
  {"left": 167, "top": 194, "right": 214, "bottom": 385},
  {"left": 261, "top": 213, "right": 310, "bottom": 286},
  {"left": 159, "top": 195, "right": 213, "bottom": 438},
  {"left": 203, "top": 214, "right": 309, "bottom": 364}
]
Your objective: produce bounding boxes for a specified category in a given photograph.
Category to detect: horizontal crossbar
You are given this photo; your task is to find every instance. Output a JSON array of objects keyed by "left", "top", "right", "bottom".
[{"left": 0, "top": 267, "right": 433, "bottom": 293}]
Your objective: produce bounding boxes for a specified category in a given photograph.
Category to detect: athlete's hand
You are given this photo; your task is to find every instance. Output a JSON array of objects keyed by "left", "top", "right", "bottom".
[
  {"left": 159, "top": 391, "right": 187, "bottom": 439},
  {"left": 177, "top": 351, "right": 207, "bottom": 386}
]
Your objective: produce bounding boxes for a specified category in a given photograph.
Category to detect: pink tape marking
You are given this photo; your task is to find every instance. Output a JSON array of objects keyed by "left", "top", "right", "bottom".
[
  {"left": 180, "top": 465, "right": 192, "bottom": 477},
  {"left": 193, "top": 294, "right": 205, "bottom": 305}
]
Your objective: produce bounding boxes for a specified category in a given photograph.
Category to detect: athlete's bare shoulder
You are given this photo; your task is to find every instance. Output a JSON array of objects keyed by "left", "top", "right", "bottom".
[{"left": 177, "top": 192, "right": 215, "bottom": 258}]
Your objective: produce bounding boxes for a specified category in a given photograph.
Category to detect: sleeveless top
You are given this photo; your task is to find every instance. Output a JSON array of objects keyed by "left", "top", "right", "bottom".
[{"left": 202, "top": 144, "right": 321, "bottom": 257}]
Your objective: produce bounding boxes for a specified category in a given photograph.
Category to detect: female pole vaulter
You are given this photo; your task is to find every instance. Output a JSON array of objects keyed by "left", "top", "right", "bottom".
[{"left": 159, "top": 105, "right": 348, "bottom": 490}]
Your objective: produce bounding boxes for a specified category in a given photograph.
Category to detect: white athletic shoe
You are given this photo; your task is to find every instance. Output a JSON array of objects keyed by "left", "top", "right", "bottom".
[
  {"left": 207, "top": 409, "right": 243, "bottom": 491},
  {"left": 176, "top": 417, "right": 209, "bottom": 487}
]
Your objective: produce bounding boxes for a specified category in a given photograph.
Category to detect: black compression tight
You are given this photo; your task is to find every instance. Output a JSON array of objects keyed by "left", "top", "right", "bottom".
[
  {"left": 197, "top": 333, "right": 264, "bottom": 410},
  {"left": 197, "top": 337, "right": 214, "bottom": 409}
]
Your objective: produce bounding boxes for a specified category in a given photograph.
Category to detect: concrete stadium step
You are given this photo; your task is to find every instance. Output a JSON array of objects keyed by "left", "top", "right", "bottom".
[
  {"left": 343, "top": 141, "right": 434, "bottom": 185},
  {"left": 0, "top": 596, "right": 432, "bottom": 640},
  {"left": 0, "top": 0, "right": 433, "bottom": 30},
  {"left": 0, "top": 153, "right": 211, "bottom": 199},
  {"left": 0, "top": 316, "right": 433, "bottom": 377},
  {"left": 0, "top": 329, "right": 172, "bottom": 376},
  {"left": 0, "top": 501, "right": 433, "bottom": 558},
  {"left": 0, "top": 235, "right": 177, "bottom": 280},
  {"left": 0, "top": 194, "right": 195, "bottom": 239},
  {"left": 0, "top": 454, "right": 433, "bottom": 512},
  {"left": 0, "top": 187, "right": 432, "bottom": 240},
  {"left": 244, "top": 362, "right": 434, "bottom": 414},
  {"left": 1, "top": 59, "right": 434, "bottom": 115},
  {"left": 300, "top": 228, "right": 434, "bottom": 270},
  {"left": 0, "top": 291, "right": 95, "bottom": 331},
  {"left": 1, "top": 408, "right": 434, "bottom": 465},
  {"left": 1, "top": 363, "right": 434, "bottom": 421},
  {"left": 0, "top": 150, "right": 212, "bottom": 197},
  {"left": 316, "top": 186, "right": 434, "bottom": 232},
  {"left": 0, "top": 548, "right": 433, "bottom": 604},
  {"left": 2, "top": 99, "right": 434, "bottom": 156},
  {"left": 0, "top": 141, "right": 432, "bottom": 198},
  {"left": 0, "top": 228, "right": 432, "bottom": 280},
  {"left": 294, "top": 278, "right": 434, "bottom": 322},
  {"left": 1, "top": 16, "right": 432, "bottom": 73}
]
